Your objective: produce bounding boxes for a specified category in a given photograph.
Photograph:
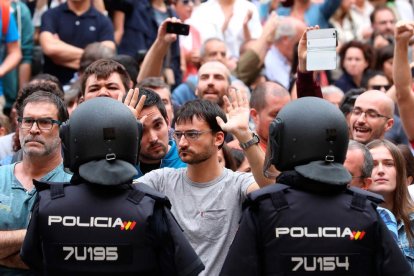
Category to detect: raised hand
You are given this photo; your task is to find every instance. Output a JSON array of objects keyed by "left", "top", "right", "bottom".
[
  {"left": 157, "top": 17, "right": 181, "bottom": 45},
  {"left": 118, "top": 87, "right": 147, "bottom": 120},
  {"left": 216, "top": 87, "right": 250, "bottom": 137},
  {"left": 395, "top": 21, "right": 414, "bottom": 45},
  {"left": 298, "top": 25, "right": 319, "bottom": 72}
]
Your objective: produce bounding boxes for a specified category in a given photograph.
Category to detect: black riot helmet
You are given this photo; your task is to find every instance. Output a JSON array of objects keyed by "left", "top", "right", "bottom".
[
  {"left": 60, "top": 97, "right": 142, "bottom": 185},
  {"left": 264, "top": 97, "right": 351, "bottom": 186}
]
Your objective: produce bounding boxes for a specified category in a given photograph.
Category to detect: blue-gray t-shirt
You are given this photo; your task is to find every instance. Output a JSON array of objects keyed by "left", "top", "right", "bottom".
[
  {"left": 0, "top": 163, "right": 72, "bottom": 230},
  {"left": 0, "top": 162, "right": 71, "bottom": 275}
]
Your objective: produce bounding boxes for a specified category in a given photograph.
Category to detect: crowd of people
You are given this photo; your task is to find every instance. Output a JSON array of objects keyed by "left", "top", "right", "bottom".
[{"left": 1, "top": 0, "right": 414, "bottom": 275}]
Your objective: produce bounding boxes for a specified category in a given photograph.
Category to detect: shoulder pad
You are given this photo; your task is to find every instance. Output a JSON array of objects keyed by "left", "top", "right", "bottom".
[
  {"left": 134, "top": 183, "right": 171, "bottom": 207},
  {"left": 347, "top": 186, "right": 384, "bottom": 204},
  {"left": 33, "top": 179, "right": 70, "bottom": 192},
  {"left": 248, "top": 183, "right": 289, "bottom": 202}
]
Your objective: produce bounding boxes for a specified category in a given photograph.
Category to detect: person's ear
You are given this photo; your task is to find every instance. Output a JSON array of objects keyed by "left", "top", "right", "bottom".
[
  {"left": 78, "top": 96, "right": 85, "bottom": 104},
  {"left": 384, "top": 117, "right": 394, "bottom": 132},
  {"left": 214, "top": 131, "right": 225, "bottom": 147},
  {"left": 361, "top": 177, "right": 373, "bottom": 190},
  {"left": 250, "top": 108, "right": 259, "bottom": 125}
]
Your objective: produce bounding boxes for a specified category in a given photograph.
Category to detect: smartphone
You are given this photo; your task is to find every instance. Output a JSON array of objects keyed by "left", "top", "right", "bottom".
[
  {"left": 166, "top": 22, "right": 190, "bottom": 36},
  {"left": 306, "top": 28, "right": 337, "bottom": 71}
]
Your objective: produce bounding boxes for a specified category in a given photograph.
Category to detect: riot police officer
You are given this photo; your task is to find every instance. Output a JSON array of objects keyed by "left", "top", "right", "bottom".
[
  {"left": 220, "top": 97, "right": 411, "bottom": 275},
  {"left": 20, "top": 97, "right": 204, "bottom": 275}
]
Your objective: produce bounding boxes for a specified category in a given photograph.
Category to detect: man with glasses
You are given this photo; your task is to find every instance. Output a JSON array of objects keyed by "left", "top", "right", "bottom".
[
  {"left": 344, "top": 140, "right": 373, "bottom": 189},
  {"left": 296, "top": 27, "right": 395, "bottom": 146},
  {"left": 135, "top": 91, "right": 273, "bottom": 275},
  {"left": 0, "top": 90, "right": 72, "bottom": 273},
  {"left": 349, "top": 90, "right": 394, "bottom": 144}
]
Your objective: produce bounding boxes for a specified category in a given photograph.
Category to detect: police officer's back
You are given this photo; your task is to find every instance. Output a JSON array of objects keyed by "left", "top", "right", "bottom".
[
  {"left": 220, "top": 97, "right": 411, "bottom": 276},
  {"left": 20, "top": 98, "right": 204, "bottom": 275}
]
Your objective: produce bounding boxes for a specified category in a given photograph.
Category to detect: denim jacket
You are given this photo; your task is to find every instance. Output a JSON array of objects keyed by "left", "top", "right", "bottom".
[{"left": 398, "top": 212, "right": 414, "bottom": 271}]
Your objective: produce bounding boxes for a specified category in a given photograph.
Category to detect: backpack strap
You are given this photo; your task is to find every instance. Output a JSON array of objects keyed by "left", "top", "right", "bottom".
[
  {"left": 270, "top": 189, "right": 289, "bottom": 211},
  {"left": 347, "top": 186, "right": 384, "bottom": 204},
  {"left": 127, "top": 189, "right": 145, "bottom": 205},
  {"left": 49, "top": 183, "right": 65, "bottom": 199},
  {"left": 246, "top": 183, "right": 290, "bottom": 211},
  {"left": 347, "top": 187, "right": 384, "bottom": 212},
  {"left": 134, "top": 183, "right": 172, "bottom": 209},
  {"left": 33, "top": 180, "right": 69, "bottom": 199},
  {"left": 1, "top": 0, "right": 10, "bottom": 37},
  {"left": 350, "top": 192, "right": 367, "bottom": 212}
]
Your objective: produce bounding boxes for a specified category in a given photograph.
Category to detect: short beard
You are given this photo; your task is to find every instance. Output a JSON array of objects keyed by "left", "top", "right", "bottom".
[
  {"left": 181, "top": 148, "right": 214, "bottom": 165},
  {"left": 21, "top": 137, "right": 61, "bottom": 157},
  {"left": 139, "top": 145, "right": 168, "bottom": 162}
]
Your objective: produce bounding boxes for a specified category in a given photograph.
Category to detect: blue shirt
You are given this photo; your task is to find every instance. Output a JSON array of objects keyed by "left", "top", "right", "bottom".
[
  {"left": 135, "top": 140, "right": 186, "bottom": 178},
  {"left": 0, "top": 163, "right": 72, "bottom": 275},
  {"left": 398, "top": 212, "right": 414, "bottom": 271},
  {"left": 0, "top": 163, "right": 72, "bottom": 230},
  {"left": 377, "top": 206, "right": 398, "bottom": 243},
  {"left": 40, "top": 3, "right": 114, "bottom": 84},
  {"left": 0, "top": 8, "right": 19, "bottom": 96}
]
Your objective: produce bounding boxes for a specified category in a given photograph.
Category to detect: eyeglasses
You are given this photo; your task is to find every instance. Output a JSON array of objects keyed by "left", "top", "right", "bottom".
[
  {"left": 173, "top": 129, "right": 212, "bottom": 141},
  {"left": 18, "top": 117, "right": 62, "bottom": 130},
  {"left": 371, "top": 85, "right": 392, "bottom": 91},
  {"left": 351, "top": 107, "right": 390, "bottom": 120}
]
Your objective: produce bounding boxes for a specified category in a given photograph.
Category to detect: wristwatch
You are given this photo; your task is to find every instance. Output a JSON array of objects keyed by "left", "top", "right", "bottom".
[{"left": 239, "top": 132, "right": 260, "bottom": 150}]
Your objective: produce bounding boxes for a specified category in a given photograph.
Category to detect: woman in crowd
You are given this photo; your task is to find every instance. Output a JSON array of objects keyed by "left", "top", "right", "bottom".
[
  {"left": 335, "top": 40, "right": 374, "bottom": 93},
  {"left": 374, "top": 44, "right": 395, "bottom": 85},
  {"left": 367, "top": 139, "right": 414, "bottom": 269}
]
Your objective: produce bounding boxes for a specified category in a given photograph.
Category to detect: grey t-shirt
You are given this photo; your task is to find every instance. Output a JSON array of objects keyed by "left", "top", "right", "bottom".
[{"left": 136, "top": 167, "right": 255, "bottom": 276}]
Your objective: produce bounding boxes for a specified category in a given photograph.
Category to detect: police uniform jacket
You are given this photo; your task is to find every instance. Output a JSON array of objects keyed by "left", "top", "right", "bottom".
[
  {"left": 20, "top": 175, "right": 204, "bottom": 276},
  {"left": 220, "top": 171, "right": 412, "bottom": 276}
]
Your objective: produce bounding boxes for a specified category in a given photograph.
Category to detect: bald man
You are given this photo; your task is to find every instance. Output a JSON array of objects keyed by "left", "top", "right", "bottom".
[
  {"left": 349, "top": 90, "right": 394, "bottom": 144},
  {"left": 250, "top": 81, "right": 291, "bottom": 151},
  {"left": 195, "top": 61, "right": 232, "bottom": 109}
]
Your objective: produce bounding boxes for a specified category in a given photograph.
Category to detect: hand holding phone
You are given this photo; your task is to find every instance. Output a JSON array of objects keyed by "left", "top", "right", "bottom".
[
  {"left": 166, "top": 22, "right": 190, "bottom": 36},
  {"left": 306, "top": 28, "right": 337, "bottom": 71}
]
